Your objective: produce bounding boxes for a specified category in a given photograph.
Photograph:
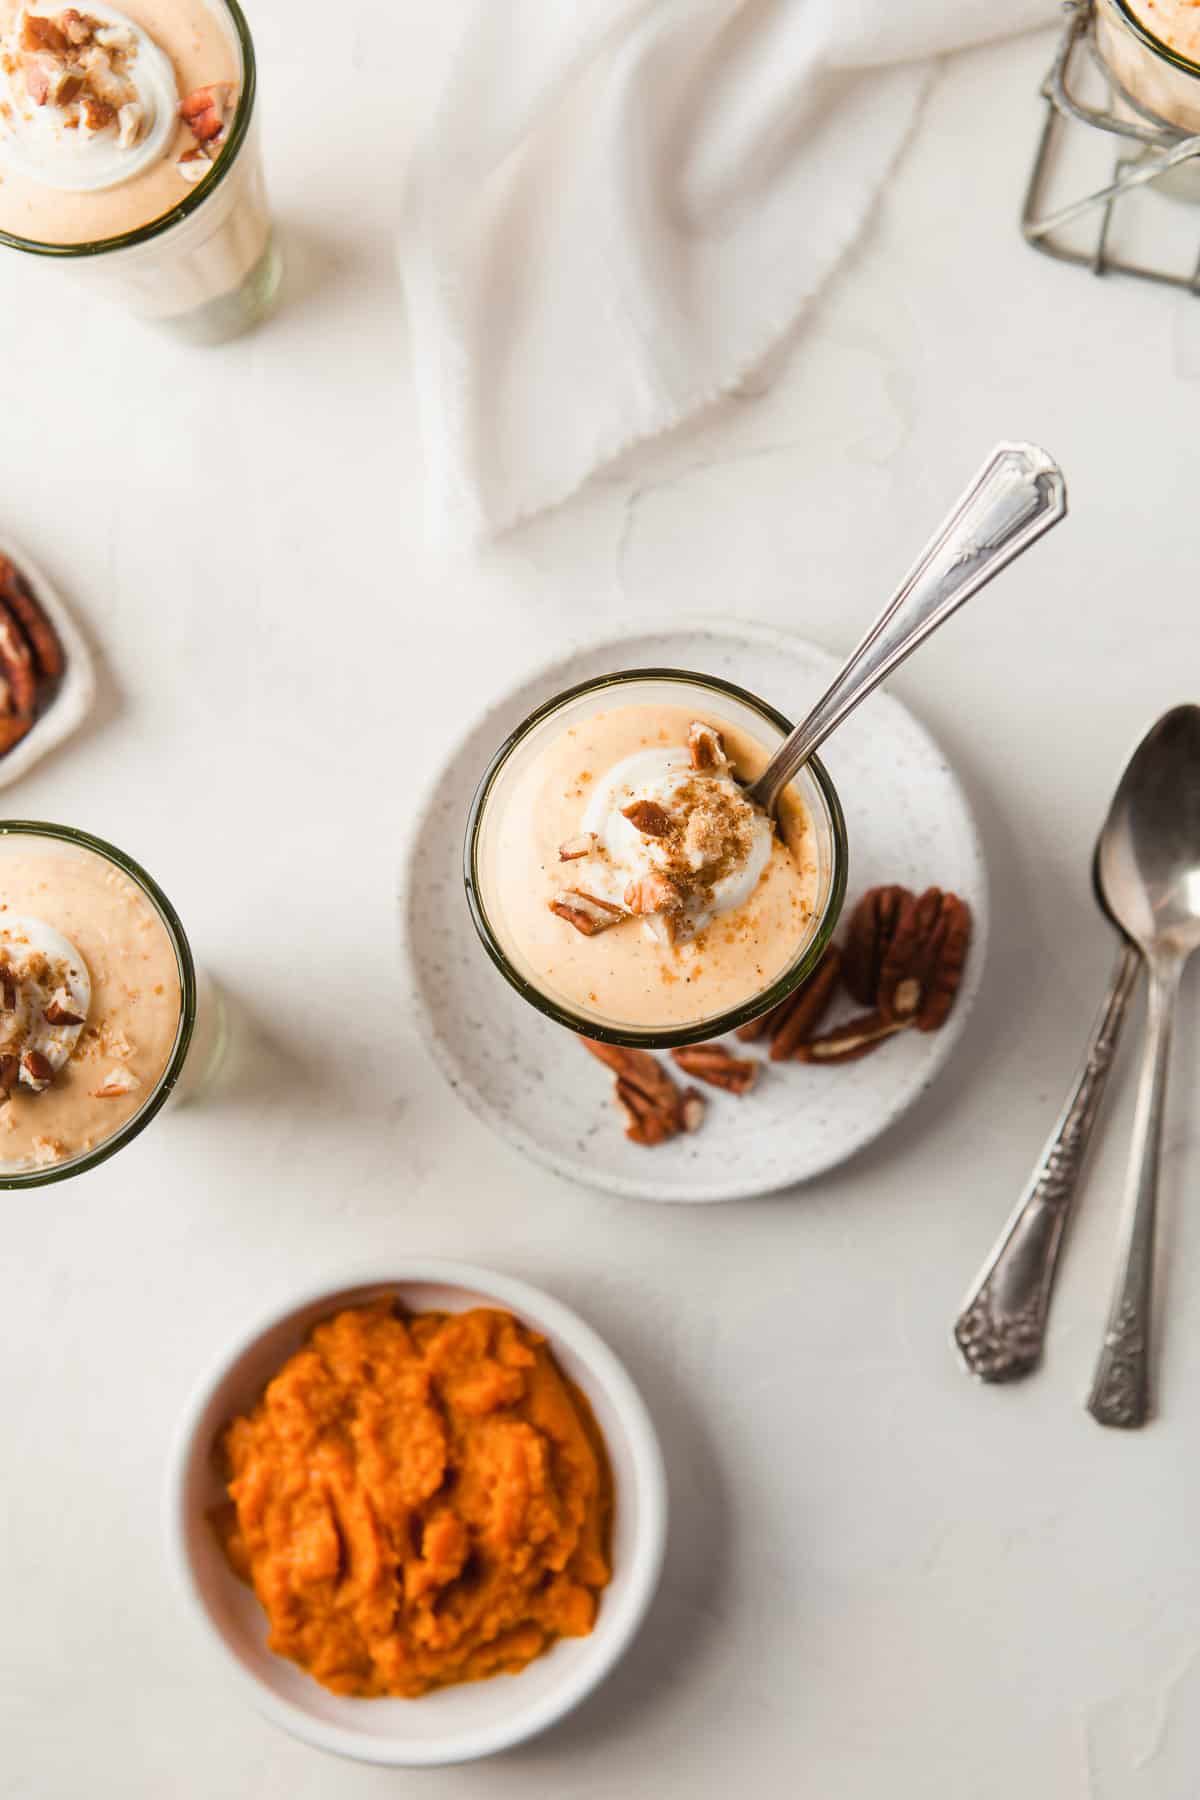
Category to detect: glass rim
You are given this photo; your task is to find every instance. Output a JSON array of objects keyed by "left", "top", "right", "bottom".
[
  {"left": 0, "top": 0, "right": 257, "bottom": 260},
  {"left": 1106, "top": 0, "right": 1200, "bottom": 84},
  {"left": 463, "top": 667, "right": 849, "bottom": 1051},
  {"left": 0, "top": 819, "right": 196, "bottom": 1187}
]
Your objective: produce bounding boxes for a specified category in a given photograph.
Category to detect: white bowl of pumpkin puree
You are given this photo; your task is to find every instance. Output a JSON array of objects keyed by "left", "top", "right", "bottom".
[{"left": 165, "top": 1261, "right": 667, "bottom": 1766}]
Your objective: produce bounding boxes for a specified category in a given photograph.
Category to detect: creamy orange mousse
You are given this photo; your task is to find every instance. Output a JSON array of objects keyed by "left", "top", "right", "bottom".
[
  {"left": 0, "top": 836, "right": 182, "bottom": 1171},
  {"left": 215, "top": 1301, "right": 612, "bottom": 1699},
  {"left": 476, "top": 702, "right": 821, "bottom": 1031},
  {"left": 1126, "top": 0, "right": 1200, "bottom": 62}
]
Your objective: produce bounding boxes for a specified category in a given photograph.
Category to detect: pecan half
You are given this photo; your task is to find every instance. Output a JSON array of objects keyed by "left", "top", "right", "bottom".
[
  {"left": 688, "top": 721, "right": 727, "bottom": 773},
  {"left": 878, "top": 888, "right": 972, "bottom": 1031},
  {"left": 0, "top": 558, "right": 62, "bottom": 680},
  {"left": 670, "top": 1042, "right": 759, "bottom": 1095},
  {"left": 794, "top": 1010, "right": 908, "bottom": 1064},
  {"left": 622, "top": 799, "right": 672, "bottom": 838},
  {"left": 0, "top": 597, "right": 37, "bottom": 721},
  {"left": 842, "top": 885, "right": 913, "bottom": 1008},
  {"left": 580, "top": 1038, "right": 703, "bottom": 1145},
  {"left": 735, "top": 943, "right": 842, "bottom": 1058},
  {"left": 558, "top": 832, "right": 597, "bottom": 862},
  {"left": 548, "top": 889, "right": 625, "bottom": 936}
]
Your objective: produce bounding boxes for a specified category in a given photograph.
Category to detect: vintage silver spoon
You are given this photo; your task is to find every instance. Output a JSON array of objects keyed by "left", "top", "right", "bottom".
[
  {"left": 954, "top": 830, "right": 1145, "bottom": 1384},
  {"left": 743, "top": 442, "right": 1067, "bottom": 817},
  {"left": 1085, "top": 704, "right": 1200, "bottom": 1429}
]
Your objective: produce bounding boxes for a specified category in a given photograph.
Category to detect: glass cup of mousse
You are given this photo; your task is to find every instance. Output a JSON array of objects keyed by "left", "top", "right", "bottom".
[
  {"left": 0, "top": 0, "right": 280, "bottom": 342},
  {"left": 0, "top": 820, "right": 224, "bottom": 1187},
  {"left": 1094, "top": 0, "right": 1200, "bottom": 200},
  {"left": 465, "top": 670, "right": 848, "bottom": 1050}
]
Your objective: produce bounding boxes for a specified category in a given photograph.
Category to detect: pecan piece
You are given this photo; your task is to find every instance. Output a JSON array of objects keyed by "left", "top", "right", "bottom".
[
  {"left": 623, "top": 870, "right": 684, "bottom": 917},
  {"left": 794, "top": 1010, "right": 908, "bottom": 1064},
  {"left": 0, "top": 557, "right": 61, "bottom": 679},
  {"left": 878, "top": 888, "right": 972, "bottom": 1031},
  {"left": 0, "top": 1052, "right": 19, "bottom": 1097},
  {"left": 621, "top": 799, "right": 673, "bottom": 838},
  {"left": 44, "top": 987, "right": 84, "bottom": 1026},
  {"left": 0, "top": 716, "right": 33, "bottom": 754},
  {"left": 180, "top": 83, "right": 234, "bottom": 145},
  {"left": 842, "top": 885, "right": 913, "bottom": 1008},
  {"left": 558, "top": 832, "right": 597, "bottom": 862},
  {"left": 580, "top": 1038, "right": 703, "bottom": 1145},
  {"left": 670, "top": 1042, "right": 759, "bottom": 1095},
  {"left": 0, "top": 962, "right": 17, "bottom": 1011},
  {"left": 688, "top": 721, "right": 727, "bottom": 773},
  {"left": 548, "top": 889, "right": 625, "bottom": 936},
  {"left": 20, "top": 1048, "right": 53, "bottom": 1092}
]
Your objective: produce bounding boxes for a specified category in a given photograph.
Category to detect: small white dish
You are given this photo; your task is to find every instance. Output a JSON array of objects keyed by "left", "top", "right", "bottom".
[
  {"left": 0, "top": 535, "right": 95, "bottom": 789},
  {"left": 400, "top": 618, "right": 989, "bottom": 1203},
  {"left": 165, "top": 1261, "right": 667, "bottom": 1768}
]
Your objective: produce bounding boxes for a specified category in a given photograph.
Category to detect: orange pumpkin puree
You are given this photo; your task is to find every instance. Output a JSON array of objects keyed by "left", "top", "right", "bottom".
[{"left": 215, "top": 1300, "right": 613, "bottom": 1697}]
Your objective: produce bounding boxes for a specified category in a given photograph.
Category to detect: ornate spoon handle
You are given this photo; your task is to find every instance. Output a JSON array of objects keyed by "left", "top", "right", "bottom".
[
  {"left": 954, "top": 941, "right": 1141, "bottom": 1382},
  {"left": 745, "top": 443, "right": 1067, "bottom": 816},
  {"left": 1087, "top": 955, "right": 1184, "bottom": 1428}
]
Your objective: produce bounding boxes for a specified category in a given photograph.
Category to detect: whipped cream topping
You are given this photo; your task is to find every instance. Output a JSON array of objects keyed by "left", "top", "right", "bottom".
[
  {"left": 0, "top": 914, "right": 90, "bottom": 1080},
  {"left": 0, "top": 5, "right": 178, "bottom": 193},
  {"left": 574, "top": 740, "right": 773, "bottom": 943}
]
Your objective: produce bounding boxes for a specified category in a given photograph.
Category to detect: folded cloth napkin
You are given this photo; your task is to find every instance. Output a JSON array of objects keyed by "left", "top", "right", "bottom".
[{"left": 399, "top": 0, "right": 1053, "bottom": 546}]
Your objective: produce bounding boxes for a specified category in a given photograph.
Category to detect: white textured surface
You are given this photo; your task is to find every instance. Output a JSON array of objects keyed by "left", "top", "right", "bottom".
[
  {"left": 404, "top": 621, "right": 987, "bottom": 1201},
  {"left": 3, "top": 12, "right": 1200, "bottom": 1799}
]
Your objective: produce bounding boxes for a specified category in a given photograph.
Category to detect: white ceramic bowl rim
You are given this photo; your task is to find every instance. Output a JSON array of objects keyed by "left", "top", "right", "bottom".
[{"left": 163, "top": 1259, "right": 668, "bottom": 1767}]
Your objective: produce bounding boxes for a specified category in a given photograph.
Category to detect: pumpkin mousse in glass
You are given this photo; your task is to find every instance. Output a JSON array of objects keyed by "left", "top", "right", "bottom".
[
  {"left": 466, "top": 673, "right": 846, "bottom": 1048},
  {"left": 0, "top": 0, "right": 279, "bottom": 339},
  {"left": 0, "top": 823, "right": 195, "bottom": 1182}
]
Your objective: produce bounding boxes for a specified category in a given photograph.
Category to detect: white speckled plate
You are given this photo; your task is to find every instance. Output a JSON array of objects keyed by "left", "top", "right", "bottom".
[
  {"left": 0, "top": 534, "right": 95, "bottom": 790},
  {"left": 400, "top": 620, "right": 988, "bottom": 1203}
]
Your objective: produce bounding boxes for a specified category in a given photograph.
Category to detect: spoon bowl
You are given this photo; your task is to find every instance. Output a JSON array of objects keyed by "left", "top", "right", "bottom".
[
  {"left": 1096, "top": 705, "right": 1200, "bottom": 959},
  {"left": 1088, "top": 703, "right": 1200, "bottom": 1427}
]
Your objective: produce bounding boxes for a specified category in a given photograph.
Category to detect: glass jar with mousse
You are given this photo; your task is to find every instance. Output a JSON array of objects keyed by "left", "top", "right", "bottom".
[
  {"left": 465, "top": 671, "right": 848, "bottom": 1050},
  {"left": 0, "top": 0, "right": 279, "bottom": 340},
  {"left": 0, "top": 821, "right": 220, "bottom": 1186},
  {"left": 1095, "top": 0, "right": 1200, "bottom": 199}
]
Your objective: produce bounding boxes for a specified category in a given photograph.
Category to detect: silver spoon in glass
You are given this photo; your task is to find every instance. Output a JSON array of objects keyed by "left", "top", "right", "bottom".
[
  {"left": 743, "top": 442, "right": 1067, "bottom": 818},
  {"left": 1085, "top": 704, "right": 1200, "bottom": 1428}
]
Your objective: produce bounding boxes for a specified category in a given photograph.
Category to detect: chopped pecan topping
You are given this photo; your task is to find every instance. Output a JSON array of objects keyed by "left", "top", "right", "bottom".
[
  {"left": 623, "top": 870, "right": 685, "bottom": 917},
  {"left": 687, "top": 720, "right": 727, "bottom": 773},
  {"left": 842, "top": 885, "right": 913, "bottom": 1008},
  {"left": 0, "top": 1052, "right": 19, "bottom": 1096},
  {"left": 580, "top": 1038, "right": 704, "bottom": 1146},
  {"left": 0, "top": 963, "right": 16, "bottom": 1012},
  {"left": 0, "top": 716, "right": 33, "bottom": 753},
  {"left": 670, "top": 1042, "right": 759, "bottom": 1095},
  {"left": 20, "top": 1048, "right": 53, "bottom": 1092},
  {"left": 794, "top": 1010, "right": 908, "bottom": 1064},
  {"left": 878, "top": 888, "right": 972, "bottom": 1031},
  {"left": 92, "top": 1065, "right": 139, "bottom": 1098},
  {"left": 558, "top": 832, "right": 597, "bottom": 862},
  {"left": 621, "top": 800, "right": 673, "bottom": 839},
  {"left": 43, "top": 987, "right": 84, "bottom": 1027},
  {"left": 548, "top": 889, "right": 625, "bottom": 936},
  {"left": 180, "top": 82, "right": 235, "bottom": 146}
]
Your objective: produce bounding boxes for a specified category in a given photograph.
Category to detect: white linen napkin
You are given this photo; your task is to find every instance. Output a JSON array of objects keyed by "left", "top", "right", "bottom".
[{"left": 399, "top": 0, "right": 1053, "bottom": 546}]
